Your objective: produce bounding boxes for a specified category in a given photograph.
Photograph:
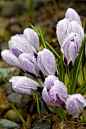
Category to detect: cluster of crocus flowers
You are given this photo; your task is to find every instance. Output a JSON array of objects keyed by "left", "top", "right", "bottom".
[
  {"left": 56, "top": 8, "right": 84, "bottom": 65},
  {"left": 1, "top": 8, "right": 86, "bottom": 120}
]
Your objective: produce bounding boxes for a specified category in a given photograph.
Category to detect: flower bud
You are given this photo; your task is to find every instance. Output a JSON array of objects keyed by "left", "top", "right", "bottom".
[
  {"left": 65, "top": 8, "right": 82, "bottom": 26},
  {"left": 23, "top": 28, "right": 39, "bottom": 52},
  {"left": 1, "top": 49, "right": 23, "bottom": 69},
  {"left": 61, "top": 32, "right": 82, "bottom": 65},
  {"left": 37, "top": 49, "right": 58, "bottom": 77},
  {"left": 66, "top": 93, "right": 86, "bottom": 118},
  {"left": 9, "top": 34, "right": 36, "bottom": 57},
  {"left": 19, "top": 53, "right": 40, "bottom": 76},
  {"left": 67, "top": 21, "right": 84, "bottom": 41},
  {"left": 42, "top": 79, "right": 67, "bottom": 107},
  {"left": 44, "top": 75, "right": 58, "bottom": 89},
  {"left": 56, "top": 18, "right": 70, "bottom": 45},
  {"left": 9, "top": 76, "right": 40, "bottom": 95}
]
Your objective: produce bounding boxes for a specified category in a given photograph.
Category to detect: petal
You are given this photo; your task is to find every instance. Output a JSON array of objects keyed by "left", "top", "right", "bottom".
[
  {"left": 44, "top": 75, "right": 58, "bottom": 90},
  {"left": 42, "top": 87, "right": 56, "bottom": 106},
  {"left": 37, "top": 51, "right": 49, "bottom": 77},
  {"left": 1, "top": 49, "right": 22, "bottom": 69},
  {"left": 10, "top": 76, "right": 40, "bottom": 95},
  {"left": 41, "top": 49, "right": 57, "bottom": 75},
  {"left": 67, "top": 21, "right": 84, "bottom": 41},
  {"left": 65, "top": 8, "right": 82, "bottom": 26},
  {"left": 23, "top": 28, "right": 39, "bottom": 52},
  {"left": 56, "top": 18, "right": 70, "bottom": 45},
  {"left": 9, "top": 34, "right": 35, "bottom": 56},
  {"left": 66, "top": 94, "right": 86, "bottom": 118},
  {"left": 19, "top": 53, "right": 40, "bottom": 76}
]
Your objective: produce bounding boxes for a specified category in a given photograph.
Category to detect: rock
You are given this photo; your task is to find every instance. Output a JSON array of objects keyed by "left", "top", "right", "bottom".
[
  {"left": 4, "top": 109, "right": 23, "bottom": 123},
  {"left": 7, "top": 93, "right": 22, "bottom": 109},
  {"left": 9, "top": 24, "right": 22, "bottom": 35},
  {"left": 39, "top": 98, "right": 49, "bottom": 117},
  {"left": 0, "top": 96, "right": 11, "bottom": 115},
  {"left": 32, "top": 122, "right": 51, "bottom": 129},
  {"left": 0, "top": 119, "right": 21, "bottom": 128},
  {"left": 0, "top": 67, "right": 21, "bottom": 85},
  {"left": 0, "top": 87, "right": 5, "bottom": 96},
  {"left": 1, "top": 82, "right": 15, "bottom": 96},
  {"left": 1, "top": 1, "right": 23, "bottom": 17},
  {"left": 21, "top": 95, "right": 36, "bottom": 117}
]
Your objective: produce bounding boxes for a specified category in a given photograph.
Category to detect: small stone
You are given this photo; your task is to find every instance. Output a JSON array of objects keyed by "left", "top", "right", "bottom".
[
  {"left": 0, "top": 67, "right": 21, "bottom": 85},
  {"left": 7, "top": 93, "right": 22, "bottom": 109},
  {"left": 9, "top": 24, "right": 22, "bottom": 35},
  {"left": 0, "top": 119, "right": 21, "bottom": 128},
  {"left": 4, "top": 109, "right": 23, "bottom": 123},
  {"left": 39, "top": 98, "right": 49, "bottom": 117},
  {"left": 32, "top": 122, "right": 51, "bottom": 129},
  {"left": 0, "top": 96, "right": 11, "bottom": 115},
  {"left": 1, "top": 82, "right": 15, "bottom": 96},
  {"left": 21, "top": 95, "right": 36, "bottom": 117},
  {"left": 1, "top": 1, "right": 23, "bottom": 17},
  {"left": 0, "top": 87, "right": 5, "bottom": 96}
]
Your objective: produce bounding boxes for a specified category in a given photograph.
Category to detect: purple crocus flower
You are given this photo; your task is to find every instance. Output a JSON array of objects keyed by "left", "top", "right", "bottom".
[
  {"left": 19, "top": 53, "right": 40, "bottom": 76},
  {"left": 65, "top": 8, "right": 82, "bottom": 26},
  {"left": 23, "top": 28, "right": 39, "bottom": 52},
  {"left": 42, "top": 78, "right": 67, "bottom": 107},
  {"left": 61, "top": 32, "right": 82, "bottom": 66},
  {"left": 9, "top": 76, "right": 41, "bottom": 95},
  {"left": 37, "top": 48, "right": 58, "bottom": 77},
  {"left": 1, "top": 49, "right": 23, "bottom": 69},
  {"left": 56, "top": 18, "right": 70, "bottom": 45},
  {"left": 67, "top": 21, "right": 84, "bottom": 41},
  {"left": 66, "top": 93, "right": 86, "bottom": 118},
  {"left": 9, "top": 34, "right": 36, "bottom": 57}
]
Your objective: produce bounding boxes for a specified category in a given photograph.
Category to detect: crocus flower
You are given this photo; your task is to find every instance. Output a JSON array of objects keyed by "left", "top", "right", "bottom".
[
  {"left": 67, "top": 21, "right": 84, "bottom": 41},
  {"left": 42, "top": 78, "right": 67, "bottom": 107},
  {"left": 23, "top": 28, "right": 39, "bottom": 52},
  {"left": 19, "top": 53, "right": 40, "bottom": 76},
  {"left": 66, "top": 93, "right": 86, "bottom": 118},
  {"left": 1, "top": 49, "right": 23, "bottom": 69},
  {"left": 9, "top": 76, "right": 41, "bottom": 95},
  {"left": 56, "top": 18, "right": 70, "bottom": 45},
  {"left": 9, "top": 34, "right": 36, "bottom": 57},
  {"left": 65, "top": 8, "right": 82, "bottom": 26},
  {"left": 61, "top": 32, "right": 82, "bottom": 65},
  {"left": 37, "top": 48, "right": 58, "bottom": 77}
]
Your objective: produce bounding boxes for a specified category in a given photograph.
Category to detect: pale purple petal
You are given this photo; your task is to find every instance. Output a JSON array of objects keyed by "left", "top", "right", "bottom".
[
  {"left": 37, "top": 49, "right": 58, "bottom": 77},
  {"left": 9, "top": 76, "right": 40, "bottom": 95},
  {"left": 37, "top": 51, "right": 49, "bottom": 77},
  {"left": 1, "top": 49, "right": 23, "bottom": 69},
  {"left": 67, "top": 21, "right": 84, "bottom": 41},
  {"left": 56, "top": 18, "right": 70, "bottom": 45},
  {"left": 42, "top": 79, "right": 68, "bottom": 107},
  {"left": 42, "top": 87, "right": 56, "bottom": 106},
  {"left": 65, "top": 8, "right": 82, "bottom": 26},
  {"left": 66, "top": 94, "right": 86, "bottom": 118},
  {"left": 61, "top": 32, "right": 82, "bottom": 65},
  {"left": 23, "top": 28, "right": 39, "bottom": 52},
  {"left": 9, "top": 34, "right": 36, "bottom": 57},
  {"left": 19, "top": 53, "right": 40, "bottom": 76},
  {"left": 44, "top": 75, "right": 58, "bottom": 90}
]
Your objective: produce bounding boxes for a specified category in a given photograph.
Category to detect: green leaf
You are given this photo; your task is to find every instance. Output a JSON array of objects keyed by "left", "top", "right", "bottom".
[
  {"left": 39, "top": 27, "right": 47, "bottom": 48},
  {"left": 11, "top": 102, "right": 25, "bottom": 124},
  {"left": 0, "top": 71, "right": 7, "bottom": 83}
]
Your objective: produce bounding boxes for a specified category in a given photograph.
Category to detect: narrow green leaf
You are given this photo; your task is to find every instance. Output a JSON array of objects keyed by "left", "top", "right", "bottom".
[
  {"left": 0, "top": 71, "right": 7, "bottom": 83},
  {"left": 11, "top": 102, "right": 25, "bottom": 124},
  {"left": 16, "top": 14, "right": 26, "bottom": 29},
  {"left": 36, "top": 94, "right": 41, "bottom": 119},
  {"left": 39, "top": 27, "right": 47, "bottom": 48},
  {"left": 31, "top": 88, "right": 43, "bottom": 99}
]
